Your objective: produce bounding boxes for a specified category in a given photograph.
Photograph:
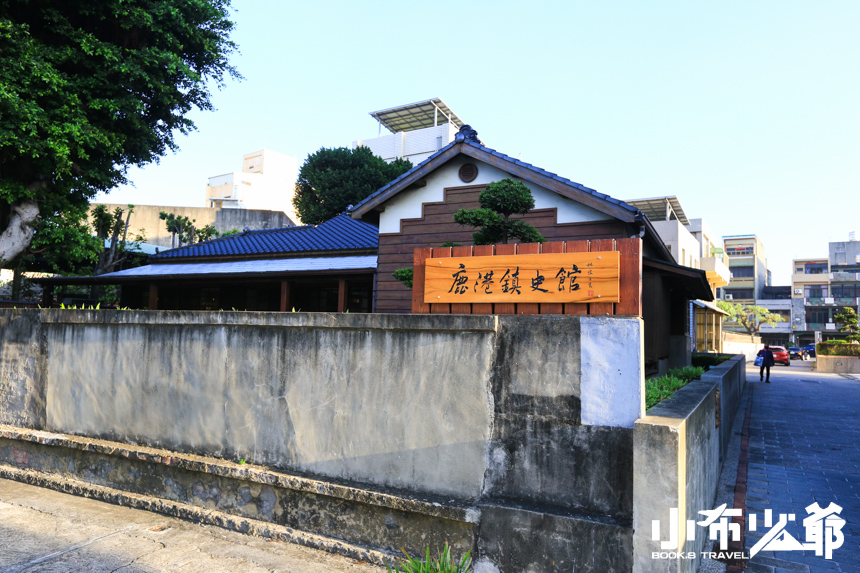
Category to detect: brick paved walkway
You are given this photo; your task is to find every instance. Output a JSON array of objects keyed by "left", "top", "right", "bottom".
[{"left": 741, "top": 362, "right": 860, "bottom": 573}]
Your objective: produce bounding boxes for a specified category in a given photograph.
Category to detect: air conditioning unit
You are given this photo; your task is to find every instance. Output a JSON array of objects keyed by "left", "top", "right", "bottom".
[
  {"left": 794, "top": 289, "right": 802, "bottom": 294},
  {"left": 725, "top": 294, "right": 733, "bottom": 300}
]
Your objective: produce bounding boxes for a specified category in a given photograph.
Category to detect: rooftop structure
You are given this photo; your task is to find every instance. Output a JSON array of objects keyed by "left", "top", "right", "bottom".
[
  {"left": 369, "top": 98, "right": 464, "bottom": 135},
  {"left": 624, "top": 196, "right": 689, "bottom": 226}
]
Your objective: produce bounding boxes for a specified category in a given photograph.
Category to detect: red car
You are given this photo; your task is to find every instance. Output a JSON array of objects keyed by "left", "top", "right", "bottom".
[{"left": 770, "top": 346, "right": 790, "bottom": 366}]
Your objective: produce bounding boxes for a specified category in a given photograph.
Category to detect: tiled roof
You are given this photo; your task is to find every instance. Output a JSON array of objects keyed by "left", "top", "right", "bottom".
[
  {"left": 352, "top": 139, "right": 640, "bottom": 217},
  {"left": 151, "top": 214, "right": 378, "bottom": 260}
]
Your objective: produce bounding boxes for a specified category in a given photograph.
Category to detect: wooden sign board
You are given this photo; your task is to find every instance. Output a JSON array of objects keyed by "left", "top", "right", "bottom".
[{"left": 424, "top": 251, "right": 620, "bottom": 304}]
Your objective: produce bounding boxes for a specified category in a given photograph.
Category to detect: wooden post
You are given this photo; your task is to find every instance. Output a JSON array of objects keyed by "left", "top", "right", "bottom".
[
  {"left": 148, "top": 283, "right": 158, "bottom": 310},
  {"left": 337, "top": 279, "right": 348, "bottom": 313},
  {"left": 280, "top": 281, "right": 290, "bottom": 312}
]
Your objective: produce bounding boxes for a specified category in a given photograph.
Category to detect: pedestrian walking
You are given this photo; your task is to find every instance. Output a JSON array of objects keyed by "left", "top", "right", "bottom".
[{"left": 757, "top": 345, "right": 775, "bottom": 382}]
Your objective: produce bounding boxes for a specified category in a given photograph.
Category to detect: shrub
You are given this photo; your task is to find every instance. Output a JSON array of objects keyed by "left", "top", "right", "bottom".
[
  {"left": 692, "top": 353, "right": 732, "bottom": 369},
  {"left": 387, "top": 545, "right": 471, "bottom": 573},
  {"left": 667, "top": 366, "right": 706, "bottom": 383},
  {"left": 817, "top": 342, "right": 860, "bottom": 357},
  {"left": 646, "top": 366, "right": 705, "bottom": 410}
]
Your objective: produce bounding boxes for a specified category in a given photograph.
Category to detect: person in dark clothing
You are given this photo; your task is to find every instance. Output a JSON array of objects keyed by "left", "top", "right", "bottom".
[{"left": 757, "top": 345, "right": 775, "bottom": 382}]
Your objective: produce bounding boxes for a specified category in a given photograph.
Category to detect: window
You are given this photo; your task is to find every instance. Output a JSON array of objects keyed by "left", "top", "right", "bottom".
[
  {"left": 804, "top": 285, "right": 828, "bottom": 298},
  {"left": 832, "top": 285, "right": 860, "bottom": 298},
  {"left": 730, "top": 266, "right": 755, "bottom": 278},
  {"left": 806, "top": 309, "right": 830, "bottom": 324},
  {"left": 726, "top": 245, "right": 754, "bottom": 256},
  {"left": 804, "top": 263, "right": 828, "bottom": 274},
  {"left": 725, "top": 289, "right": 753, "bottom": 299}
]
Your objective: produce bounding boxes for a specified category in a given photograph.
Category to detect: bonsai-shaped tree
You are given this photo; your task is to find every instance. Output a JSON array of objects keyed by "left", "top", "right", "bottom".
[
  {"left": 716, "top": 301, "right": 784, "bottom": 340},
  {"left": 453, "top": 179, "right": 545, "bottom": 245},
  {"left": 833, "top": 306, "right": 860, "bottom": 343}
]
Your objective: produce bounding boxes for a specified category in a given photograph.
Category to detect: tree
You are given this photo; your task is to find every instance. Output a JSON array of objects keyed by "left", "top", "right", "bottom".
[
  {"left": 833, "top": 306, "right": 860, "bottom": 343},
  {"left": 293, "top": 147, "right": 413, "bottom": 225},
  {"left": 159, "top": 212, "right": 196, "bottom": 248},
  {"left": 716, "top": 301, "right": 784, "bottom": 339},
  {"left": 0, "top": 1, "right": 239, "bottom": 265},
  {"left": 453, "top": 178, "right": 545, "bottom": 245}
]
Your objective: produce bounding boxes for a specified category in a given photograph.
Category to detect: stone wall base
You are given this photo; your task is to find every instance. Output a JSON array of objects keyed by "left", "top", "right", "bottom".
[{"left": 0, "top": 425, "right": 632, "bottom": 572}]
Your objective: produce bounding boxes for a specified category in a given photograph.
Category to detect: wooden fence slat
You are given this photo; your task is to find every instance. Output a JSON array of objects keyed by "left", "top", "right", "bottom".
[
  {"left": 412, "top": 247, "right": 432, "bottom": 313},
  {"left": 515, "top": 243, "right": 541, "bottom": 315},
  {"left": 450, "top": 245, "right": 473, "bottom": 314},
  {"left": 429, "top": 247, "right": 452, "bottom": 314},
  {"left": 616, "top": 238, "right": 642, "bottom": 316},
  {"left": 564, "top": 240, "right": 590, "bottom": 315},
  {"left": 493, "top": 243, "right": 517, "bottom": 314},
  {"left": 471, "top": 245, "right": 494, "bottom": 314},
  {"left": 589, "top": 239, "right": 616, "bottom": 315},
  {"left": 539, "top": 241, "right": 565, "bottom": 314}
]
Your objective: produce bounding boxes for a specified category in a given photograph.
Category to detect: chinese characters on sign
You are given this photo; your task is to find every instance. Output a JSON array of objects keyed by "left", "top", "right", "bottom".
[
  {"left": 424, "top": 252, "right": 620, "bottom": 304},
  {"left": 650, "top": 502, "right": 846, "bottom": 561}
]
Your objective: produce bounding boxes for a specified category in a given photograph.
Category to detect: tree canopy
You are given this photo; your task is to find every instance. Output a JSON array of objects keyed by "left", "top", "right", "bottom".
[
  {"left": 293, "top": 146, "right": 412, "bottom": 225},
  {"left": 453, "top": 178, "right": 545, "bottom": 245},
  {"left": 834, "top": 306, "right": 860, "bottom": 343},
  {"left": 716, "top": 301, "right": 784, "bottom": 338},
  {"left": 0, "top": 0, "right": 239, "bottom": 265}
]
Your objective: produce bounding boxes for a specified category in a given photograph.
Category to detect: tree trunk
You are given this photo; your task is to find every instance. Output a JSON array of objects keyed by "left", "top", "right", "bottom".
[{"left": 0, "top": 200, "right": 40, "bottom": 265}]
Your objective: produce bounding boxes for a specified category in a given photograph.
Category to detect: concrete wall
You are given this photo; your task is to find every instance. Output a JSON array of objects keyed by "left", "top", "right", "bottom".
[
  {"left": 0, "top": 310, "right": 644, "bottom": 571},
  {"left": 632, "top": 355, "right": 746, "bottom": 573},
  {"left": 722, "top": 331, "right": 761, "bottom": 361},
  {"left": 817, "top": 354, "right": 860, "bottom": 373},
  {"left": 91, "top": 204, "right": 294, "bottom": 249}
]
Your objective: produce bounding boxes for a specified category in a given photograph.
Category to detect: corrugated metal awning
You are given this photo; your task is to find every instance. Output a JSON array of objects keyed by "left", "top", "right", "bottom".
[{"left": 35, "top": 256, "right": 378, "bottom": 285}]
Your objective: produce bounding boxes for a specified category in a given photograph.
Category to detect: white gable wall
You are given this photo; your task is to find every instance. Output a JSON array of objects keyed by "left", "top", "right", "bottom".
[{"left": 378, "top": 156, "right": 613, "bottom": 234}]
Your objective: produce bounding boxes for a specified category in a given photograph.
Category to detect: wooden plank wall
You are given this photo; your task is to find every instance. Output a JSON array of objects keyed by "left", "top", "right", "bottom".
[
  {"left": 376, "top": 185, "right": 634, "bottom": 314},
  {"left": 412, "top": 238, "right": 642, "bottom": 316}
]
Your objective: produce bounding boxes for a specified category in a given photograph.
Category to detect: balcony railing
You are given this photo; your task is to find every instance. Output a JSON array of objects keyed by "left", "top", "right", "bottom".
[{"left": 830, "top": 271, "right": 860, "bottom": 282}]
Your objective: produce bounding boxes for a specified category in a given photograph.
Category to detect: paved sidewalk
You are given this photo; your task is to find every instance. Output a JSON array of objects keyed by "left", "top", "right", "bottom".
[
  {"left": 0, "top": 478, "right": 384, "bottom": 573},
  {"left": 702, "top": 360, "right": 860, "bottom": 573}
]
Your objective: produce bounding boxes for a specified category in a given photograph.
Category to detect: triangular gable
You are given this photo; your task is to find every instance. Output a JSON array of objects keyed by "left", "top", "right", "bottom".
[{"left": 351, "top": 134, "right": 639, "bottom": 224}]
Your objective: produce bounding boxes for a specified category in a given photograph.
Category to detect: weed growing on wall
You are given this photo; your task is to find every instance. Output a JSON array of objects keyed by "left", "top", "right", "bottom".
[
  {"left": 386, "top": 544, "right": 471, "bottom": 573},
  {"left": 645, "top": 366, "right": 705, "bottom": 410}
]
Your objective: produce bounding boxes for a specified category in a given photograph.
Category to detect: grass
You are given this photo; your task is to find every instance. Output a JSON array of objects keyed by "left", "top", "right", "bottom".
[
  {"left": 386, "top": 545, "right": 471, "bottom": 573},
  {"left": 645, "top": 366, "right": 705, "bottom": 410}
]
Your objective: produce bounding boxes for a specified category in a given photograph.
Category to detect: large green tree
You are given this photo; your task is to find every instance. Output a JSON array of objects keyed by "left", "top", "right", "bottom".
[
  {"left": 453, "top": 178, "right": 545, "bottom": 245},
  {"left": 0, "top": 0, "right": 239, "bottom": 264},
  {"left": 293, "top": 146, "right": 412, "bottom": 225}
]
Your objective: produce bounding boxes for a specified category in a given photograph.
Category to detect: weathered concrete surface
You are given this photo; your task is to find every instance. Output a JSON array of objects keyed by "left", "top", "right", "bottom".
[
  {"left": 43, "top": 311, "right": 496, "bottom": 499},
  {"left": 817, "top": 353, "right": 860, "bottom": 373},
  {"left": 0, "top": 311, "right": 44, "bottom": 429},
  {"left": 0, "top": 426, "right": 476, "bottom": 559},
  {"left": 699, "top": 354, "right": 745, "bottom": 462},
  {"left": 0, "top": 477, "right": 384, "bottom": 572},
  {"left": 632, "top": 360, "right": 744, "bottom": 573},
  {"left": 0, "top": 310, "right": 647, "bottom": 572},
  {"left": 476, "top": 502, "right": 633, "bottom": 573}
]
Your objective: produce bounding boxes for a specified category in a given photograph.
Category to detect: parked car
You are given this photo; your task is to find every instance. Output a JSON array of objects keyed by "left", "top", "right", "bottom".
[
  {"left": 804, "top": 343, "right": 816, "bottom": 357},
  {"left": 788, "top": 346, "right": 807, "bottom": 360},
  {"left": 770, "top": 346, "right": 790, "bottom": 366}
]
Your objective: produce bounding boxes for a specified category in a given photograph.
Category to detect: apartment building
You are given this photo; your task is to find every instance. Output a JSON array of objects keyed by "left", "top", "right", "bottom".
[
  {"left": 756, "top": 286, "right": 792, "bottom": 346},
  {"left": 353, "top": 98, "right": 464, "bottom": 165},
  {"left": 722, "top": 235, "right": 768, "bottom": 305},
  {"left": 624, "top": 196, "right": 730, "bottom": 352},
  {"left": 205, "top": 149, "right": 300, "bottom": 224},
  {"left": 789, "top": 236, "right": 860, "bottom": 345}
]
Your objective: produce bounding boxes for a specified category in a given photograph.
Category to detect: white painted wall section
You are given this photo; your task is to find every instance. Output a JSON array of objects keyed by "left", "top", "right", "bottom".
[
  {"left": 378, "top": 156, "right": 613, "bottom": 234},
  {"left": 580, "top": 317, "right": 644, "bottom": 428}
]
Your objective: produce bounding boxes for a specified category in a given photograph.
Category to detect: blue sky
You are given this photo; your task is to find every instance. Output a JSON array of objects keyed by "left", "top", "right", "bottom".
[{"left": 97, "top": 1, "right": 859, "bottom": 285}]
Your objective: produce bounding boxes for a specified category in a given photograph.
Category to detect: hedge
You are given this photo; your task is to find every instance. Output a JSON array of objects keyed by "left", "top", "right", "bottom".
[{"left": 817, "top": 342, "right": 860, "bottom": 357}]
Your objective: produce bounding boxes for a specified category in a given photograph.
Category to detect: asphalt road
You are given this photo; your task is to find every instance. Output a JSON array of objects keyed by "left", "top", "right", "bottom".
[{"left": 0, "top": 478, "right": 385, "bottom": 573}]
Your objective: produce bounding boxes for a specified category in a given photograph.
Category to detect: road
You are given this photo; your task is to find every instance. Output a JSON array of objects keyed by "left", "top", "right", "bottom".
[
  {"left": 0, "top": 478, "right": 385, "bottom": 573},
  {"left": 701, "top": 358, "right": 860, "bottom": 573}
]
